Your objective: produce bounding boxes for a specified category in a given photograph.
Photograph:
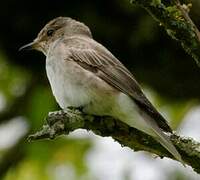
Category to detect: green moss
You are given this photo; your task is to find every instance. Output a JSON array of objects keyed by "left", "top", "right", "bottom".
[
  {"left": 166, "top": 6, "right": 182, "bottom": 18},
  {"left": 150, "top": 0, "right": 161, "bottom": 6},
  {"left": 130, "top": 0, "right": 200, "bottom": 66}
]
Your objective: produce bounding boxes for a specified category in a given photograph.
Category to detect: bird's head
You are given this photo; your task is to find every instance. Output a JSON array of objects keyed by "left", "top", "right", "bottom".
[{"left": 19, "top": 17, "right": 92, "bottom": 55}]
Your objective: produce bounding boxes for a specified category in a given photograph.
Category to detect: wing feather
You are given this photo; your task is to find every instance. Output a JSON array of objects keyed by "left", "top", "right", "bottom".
[{"left": 68, "top": 47, "right": 172, "bottom": 132}]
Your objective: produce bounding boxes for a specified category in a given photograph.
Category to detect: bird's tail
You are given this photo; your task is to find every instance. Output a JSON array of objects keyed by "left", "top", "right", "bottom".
[{"left": 140, "top": 112, "right": 184, "bottom": 165}]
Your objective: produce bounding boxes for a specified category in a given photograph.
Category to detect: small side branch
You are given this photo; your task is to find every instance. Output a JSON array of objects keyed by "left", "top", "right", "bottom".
[
  {"left": 28, "top": 109, "right": 200, "bottom": 174},
  {"left": 130, "top": 0, "right": 200, "bottom": 66}
]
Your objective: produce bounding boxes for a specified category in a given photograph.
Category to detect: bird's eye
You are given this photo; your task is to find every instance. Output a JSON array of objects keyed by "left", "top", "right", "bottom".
[{"left": 47, "top": 29, "right": 54, "bottom": 37}]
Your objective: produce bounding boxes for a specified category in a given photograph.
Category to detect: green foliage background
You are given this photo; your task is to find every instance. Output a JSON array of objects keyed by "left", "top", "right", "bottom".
[{"left": 0, "top": 0, "right": 200, "bottom": 179}]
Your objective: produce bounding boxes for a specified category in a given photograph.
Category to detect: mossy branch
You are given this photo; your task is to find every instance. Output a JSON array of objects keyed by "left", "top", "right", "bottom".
[
  {"left": 28, "top": 109, "right": 200, "bottom": 174},
  {"left": 130, "top": 0, "right": 200, "bottom": 66}
]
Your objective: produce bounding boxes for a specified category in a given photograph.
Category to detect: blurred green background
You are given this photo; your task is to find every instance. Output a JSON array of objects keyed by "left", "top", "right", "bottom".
[{"left": 0, "top": 0, "right": 200, "bottom": 179}]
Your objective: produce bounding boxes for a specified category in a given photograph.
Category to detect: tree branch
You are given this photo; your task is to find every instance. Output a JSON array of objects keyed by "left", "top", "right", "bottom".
[
  {"left": 28, "top": 109, "right": 200, "bottom": 174},
  {"left": 130, "top": 0, "right": 200, "bottom": 66}
]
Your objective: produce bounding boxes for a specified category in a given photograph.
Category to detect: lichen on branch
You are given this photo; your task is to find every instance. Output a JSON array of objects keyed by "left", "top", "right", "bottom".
[
  {"left": 28, "top": 108, "right": 200, "bottom": 174},
  {"left": 130, "top": 0, "right": 200, "bottom": 66}
]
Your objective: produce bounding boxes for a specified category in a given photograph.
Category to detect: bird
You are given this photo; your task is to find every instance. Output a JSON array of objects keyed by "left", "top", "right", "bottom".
[{"left": 20, "top": 17, "right": 183, "bottom": 163}]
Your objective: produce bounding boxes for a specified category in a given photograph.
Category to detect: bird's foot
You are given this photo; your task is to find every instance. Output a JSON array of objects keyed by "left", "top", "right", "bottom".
[{"left": 67, "top": 106, "right": 84, "bottom": 112}]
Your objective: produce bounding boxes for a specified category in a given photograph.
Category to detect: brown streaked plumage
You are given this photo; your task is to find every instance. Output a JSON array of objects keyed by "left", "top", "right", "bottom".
[
  {"left": 68, "top": 45, "right": 172, "bottom": 132},
  {"left": 20, "top": 17, "right": 184, "bottom": 164}
]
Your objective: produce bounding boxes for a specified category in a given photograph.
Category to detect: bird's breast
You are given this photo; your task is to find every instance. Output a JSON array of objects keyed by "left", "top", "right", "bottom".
[
  {"left": 45, "top": 48, "right": 120, "bottom": 116},
  {"left": 46, "top": 56, "right": 93, "bottom": 109}
]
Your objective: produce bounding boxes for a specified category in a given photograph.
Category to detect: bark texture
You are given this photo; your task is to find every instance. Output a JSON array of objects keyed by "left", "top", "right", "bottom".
[
  {"left": 28, "top": 109, "right": 200, "bottom": 174},
  {"left": 130, "top": 0, "right": 200, "bottom": 65}
]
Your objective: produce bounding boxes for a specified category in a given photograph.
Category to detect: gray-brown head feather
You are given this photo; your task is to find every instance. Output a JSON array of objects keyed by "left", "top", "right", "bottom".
[{"left": 32, "top": 17, "right": 92, "bottom": 54}]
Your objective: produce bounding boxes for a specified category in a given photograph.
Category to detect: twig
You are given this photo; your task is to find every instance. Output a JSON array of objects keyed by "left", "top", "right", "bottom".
[
  {"left": 175, "top": 0, "right": 200, "bottom": 42},
  {"left": 28, "top": 108, "right": 200, "bottom": 174},
  {"left": 130, "top": 0, "right": 200, "bottom": 66}
]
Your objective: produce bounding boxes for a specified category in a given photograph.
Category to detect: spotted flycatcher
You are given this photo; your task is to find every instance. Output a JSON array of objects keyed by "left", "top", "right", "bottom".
[{"left": 20, "top": 17, "right": 183, "bottom": 163}]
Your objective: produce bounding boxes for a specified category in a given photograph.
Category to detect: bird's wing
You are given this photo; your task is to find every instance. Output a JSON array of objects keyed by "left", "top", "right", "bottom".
[{"left": 67, "top": 45, "right": 172, "bottom": 133}]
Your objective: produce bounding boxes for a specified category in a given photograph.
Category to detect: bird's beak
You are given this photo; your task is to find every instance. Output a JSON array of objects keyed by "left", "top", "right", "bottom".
[{"left": 19, "top": 41, "right": 38, "bottom": 51}]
